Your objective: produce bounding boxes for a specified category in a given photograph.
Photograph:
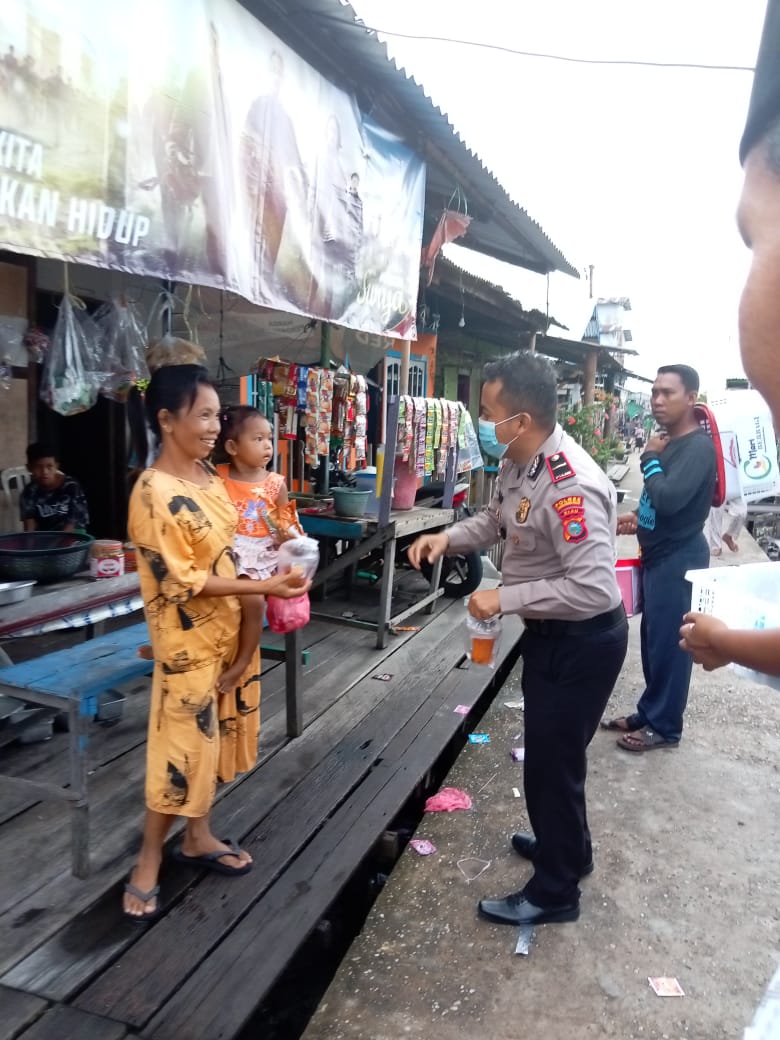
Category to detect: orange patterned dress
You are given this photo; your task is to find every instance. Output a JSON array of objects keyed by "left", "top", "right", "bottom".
[{"left": 128, "top": 465, "right": 261, "bottom": 816}]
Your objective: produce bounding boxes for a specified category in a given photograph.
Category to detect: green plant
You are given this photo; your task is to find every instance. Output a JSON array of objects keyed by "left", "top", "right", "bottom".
[{"left": 559, "top": 403, "right": 612, "bottom": 470}]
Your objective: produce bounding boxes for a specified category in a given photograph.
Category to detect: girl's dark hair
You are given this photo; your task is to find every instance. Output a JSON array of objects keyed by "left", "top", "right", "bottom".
[
  {"left": 144, "top": 365, "right": 215, "bottom": 441},
  {"left": 214, "top": 405, "right": 270, "bottom": 462}
]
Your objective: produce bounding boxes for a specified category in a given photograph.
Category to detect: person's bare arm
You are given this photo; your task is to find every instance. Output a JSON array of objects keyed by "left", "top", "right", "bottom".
[
  {"left": 680, "top": 612, "right": 780, "bottom": 676},
  {"left": 201, "top": 570, "right": 309, "bottom": 599}
]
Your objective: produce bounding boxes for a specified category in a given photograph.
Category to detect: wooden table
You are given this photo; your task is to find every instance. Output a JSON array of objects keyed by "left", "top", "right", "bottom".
[
  {"left": 300, "top": 506, "right": 454, "bottom": 649},
  {"left": 0, "top": 572, "right": 142, "bottom": 641}
]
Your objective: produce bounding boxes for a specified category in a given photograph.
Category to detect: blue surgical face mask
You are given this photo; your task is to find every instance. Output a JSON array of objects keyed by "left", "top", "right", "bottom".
[{"left": 478, "top": 412, "right": 523, "bottom": 459}]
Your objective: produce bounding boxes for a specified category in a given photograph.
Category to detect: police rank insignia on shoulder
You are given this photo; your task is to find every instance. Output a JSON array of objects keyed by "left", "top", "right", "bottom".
[
  {"left": 546, "top": 452, "right": 576, "bottom": 483},
  {"left": 516, "top": 497, "right": 531, "bottom": 524},
  {"left": 552, "top": 495, "right": 588, "bottom": 543},
  {"left": 527, "top": 453, "right": 545, "bottom": 481}
]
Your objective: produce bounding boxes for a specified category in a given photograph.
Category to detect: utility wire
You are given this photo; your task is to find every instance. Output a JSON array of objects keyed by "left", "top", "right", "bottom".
[{"left": 315, "top": 13, "right": 755, "bottom": 72}]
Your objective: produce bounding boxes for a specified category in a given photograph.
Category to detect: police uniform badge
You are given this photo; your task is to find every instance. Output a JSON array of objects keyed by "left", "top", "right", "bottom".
[
  {"left": 516, "top": 497, "right": 531, "bottom": 524},
  {"left": 552, "top": 495, "right": 588, "bottom": 543},
  {"left": 546, "top": 452, "right": 576, "bottom": 484}
]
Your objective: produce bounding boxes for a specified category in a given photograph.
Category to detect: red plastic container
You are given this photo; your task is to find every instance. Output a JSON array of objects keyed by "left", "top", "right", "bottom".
[{"left": 615, "top": 557, "right": 642, "bottom": 616}]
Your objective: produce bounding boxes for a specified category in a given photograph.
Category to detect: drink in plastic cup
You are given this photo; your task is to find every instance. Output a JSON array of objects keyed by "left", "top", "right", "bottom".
[{"left": 471, "top": 635, "right": 495, "bottom": 665}]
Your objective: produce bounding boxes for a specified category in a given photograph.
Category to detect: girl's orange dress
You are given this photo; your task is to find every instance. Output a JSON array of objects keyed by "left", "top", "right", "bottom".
[
  {"left": 216, "top": 465, "right": 302, "bottom": 578},
  {"left": 128, "top": 465, "right": 260, "bottom": 817}
]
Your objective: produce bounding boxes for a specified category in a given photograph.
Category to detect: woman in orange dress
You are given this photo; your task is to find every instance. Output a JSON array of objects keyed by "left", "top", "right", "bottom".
[{"left": 123, "top": 365, "right": 309, "bottom": 922}]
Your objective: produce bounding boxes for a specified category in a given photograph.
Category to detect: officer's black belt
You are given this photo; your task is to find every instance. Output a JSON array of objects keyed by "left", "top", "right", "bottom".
[{"left": 522, "top": 603, "right": 626, "bottom": 637}]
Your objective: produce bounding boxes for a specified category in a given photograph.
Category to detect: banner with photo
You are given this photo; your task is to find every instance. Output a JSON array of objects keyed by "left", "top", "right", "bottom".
[{"left": 0, "top": 0, "right": 426, "bottom": 338}]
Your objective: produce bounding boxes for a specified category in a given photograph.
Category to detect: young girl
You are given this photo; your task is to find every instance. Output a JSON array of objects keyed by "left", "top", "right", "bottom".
[{"left": 214, "top": 406, "right": 303, "bottom": 692}]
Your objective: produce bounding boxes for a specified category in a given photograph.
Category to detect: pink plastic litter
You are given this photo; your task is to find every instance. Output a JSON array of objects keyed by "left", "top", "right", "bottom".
[
  {"left": 409, "top": 839, "right": 437, "bottom": 856},
  {"left": 424, "top": 787, "right": 473, "bottom": 812}
]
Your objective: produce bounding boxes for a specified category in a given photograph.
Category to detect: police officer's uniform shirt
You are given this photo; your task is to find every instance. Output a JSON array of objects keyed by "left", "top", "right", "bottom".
[{"left": 446, "top": 425, "right": 621, "bottom": 621}]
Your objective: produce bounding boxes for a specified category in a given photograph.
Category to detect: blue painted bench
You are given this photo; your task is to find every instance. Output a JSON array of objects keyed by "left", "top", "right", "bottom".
[
  {"left": 0, "top": 621, "right": 308, "bottom": 877},
  {"left": 0, "top": 622, "right": 153, "bottom": 878}
]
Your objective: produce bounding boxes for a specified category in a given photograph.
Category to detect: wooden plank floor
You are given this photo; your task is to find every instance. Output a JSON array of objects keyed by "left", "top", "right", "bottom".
[{"left": 0, "top": 572, "right": 522, "bottom": 1040}]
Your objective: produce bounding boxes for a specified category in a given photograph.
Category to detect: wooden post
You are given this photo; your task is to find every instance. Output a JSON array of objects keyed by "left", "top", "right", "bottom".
[
  {"left": 583, "top": 348, "right": 598, "bottom": 406},
  {"left": 378, "top": 395, "right": 400, "bottom": 527},
  {"left": 317, "top": 323, "right": 331, "bottom": 494},
  {"left": 399, "top": 339, "right": 411, "bottom": 395}
]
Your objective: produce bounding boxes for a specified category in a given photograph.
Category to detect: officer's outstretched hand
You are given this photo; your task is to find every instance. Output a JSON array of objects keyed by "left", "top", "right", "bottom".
[{"left": 407, "top": 532, "right": 450, "bottom": 569}]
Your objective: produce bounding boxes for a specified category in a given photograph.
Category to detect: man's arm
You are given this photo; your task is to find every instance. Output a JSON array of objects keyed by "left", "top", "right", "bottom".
[
  {"left": 681, "top": 612, "right": 780, "bottom": 675},
  {"left": 639, "top": 437, "right": 714, "bottom": 515}
]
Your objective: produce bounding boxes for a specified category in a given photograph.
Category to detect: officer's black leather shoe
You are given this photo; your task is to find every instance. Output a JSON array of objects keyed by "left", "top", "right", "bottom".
[
  {"left": 478, "top": 891, "right": 580, "bottom": 926},
  {"left": 510, "top": 831, "right": 594, "bottom": 877}
]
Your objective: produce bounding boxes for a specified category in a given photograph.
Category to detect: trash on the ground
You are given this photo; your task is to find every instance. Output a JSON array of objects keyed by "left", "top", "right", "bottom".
[
  {"left": 504, "top": 699, "right": 525, "bottom": 710},
  {"left": 515, "top": 925, "right": 534, "bottom": 956},
  {"left": 512, "top": 787, "right": 522, "bottom": 798},
  {"left": 409, "top": 839, "right": 437, "bottom": 856},
  {"left": 341, "top": 611, "right": 356, "bottom": 619},
  {"left": 469, "top": 733, "right": 491, "bottom": 744},
  {"left": 648, "top": 977, "right": 685, "bottom": 997},
  {"left": 476, "top": 771, "right": 498, "bottom": 795},
  {"left": 513, "top": 731, "right": 524, "bottom": 741},
  {"left": 453, "top": 704, "right": 470, "bottom": 715},
  {"left": 510, "top": 747, "right": 525, "bottom": 762},
  {"left": 372, "top": 673, "right": 393, "bottom": 682},
  {"left": 425, "top": 787, "right": 473, "bottom": 812},
  {"left": 391, "top": 625, "right": 420, "bottom": 633},
  {"left": 457, "top": 857, "right": 491, "bottom": 882}
]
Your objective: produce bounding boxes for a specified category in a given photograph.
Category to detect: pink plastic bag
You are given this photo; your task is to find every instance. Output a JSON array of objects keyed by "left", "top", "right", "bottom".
[
  {"left": 424, "top": 787, "right": 472, "bottom": 812},
  {"left": 265, "top": 593, "right": 311, "bottom": 634}
]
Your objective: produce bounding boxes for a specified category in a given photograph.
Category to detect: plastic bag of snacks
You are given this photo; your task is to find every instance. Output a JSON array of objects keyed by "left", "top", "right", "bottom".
[
  {"left": 40, "top": 293, "right": 101, "bottom": 416},
  {"left": 93, "top": 297, "right": 150, "bottom": 401},
  {"left": 464, "top": 605, "right": 502, "bottom": 667},
  {"left": 265, "top": 537, "right": 319, "bottom": 634}
]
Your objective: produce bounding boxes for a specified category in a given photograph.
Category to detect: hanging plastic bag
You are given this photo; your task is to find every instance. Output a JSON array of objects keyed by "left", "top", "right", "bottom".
[
  {"left": 266, "top": 591, "right": 311, "bottom": 634},
  {"left": 265, "top": 536, "right": 319, "bottom": 634},
  {"left": 93, "top": 297, "right": 150, "bottom": 401},
  {"left": 145, "top": 287, "right": 207, "bottom": 373},
  {"left": 40, "top": 290, "right": 101, "bottom": 416}
]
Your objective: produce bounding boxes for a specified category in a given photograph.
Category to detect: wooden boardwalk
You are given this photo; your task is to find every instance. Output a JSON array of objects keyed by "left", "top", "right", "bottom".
[{"left": 0, "top": 575, "right": 521, "bottom": 1040}]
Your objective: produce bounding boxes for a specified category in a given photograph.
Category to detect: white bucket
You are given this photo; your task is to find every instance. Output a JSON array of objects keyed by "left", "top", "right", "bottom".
[{"left": 354, "top": 467, "right": 379, "bottom": 516}]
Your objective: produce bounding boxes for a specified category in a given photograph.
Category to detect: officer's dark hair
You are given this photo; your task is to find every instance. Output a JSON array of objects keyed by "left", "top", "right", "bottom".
[
  {"left": 145, "top": 364, "right": 216, "bottom": 442},
  {"left": 26, "top": 441, "right": 58, "bottom": 465},
  {"left": 656, "top": 364, "right": 700, "bottom": 394},
  {"left": 483, "top": 351, "right": 558, "bottom": 426}
]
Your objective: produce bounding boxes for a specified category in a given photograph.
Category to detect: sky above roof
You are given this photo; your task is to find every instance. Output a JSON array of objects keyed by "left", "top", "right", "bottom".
[{"left": 349, "top": 0, "right": 766, "bottom": 394}]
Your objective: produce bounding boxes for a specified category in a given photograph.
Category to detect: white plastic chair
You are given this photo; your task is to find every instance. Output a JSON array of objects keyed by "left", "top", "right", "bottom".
[{"left": 1, "top": 466, "right": 29, "bottom": 506}]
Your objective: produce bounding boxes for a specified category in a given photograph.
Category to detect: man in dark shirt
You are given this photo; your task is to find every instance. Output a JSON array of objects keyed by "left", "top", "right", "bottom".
[
  {"left": 20, "top": 442, "right": 90, "bottom": 533},
  {"left": 602, "top": 365, "right": 715, "bottom": 750}
]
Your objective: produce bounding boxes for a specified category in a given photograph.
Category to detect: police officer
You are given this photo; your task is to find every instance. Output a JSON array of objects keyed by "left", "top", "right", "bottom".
[{"left": 409, "top": 351, "right": 628, "bottom": 927}]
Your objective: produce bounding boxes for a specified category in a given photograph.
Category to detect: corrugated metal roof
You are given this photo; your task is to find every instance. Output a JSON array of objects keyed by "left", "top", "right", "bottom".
[{"left": 238, "top": 0, "right": 578, "bottom": 279}]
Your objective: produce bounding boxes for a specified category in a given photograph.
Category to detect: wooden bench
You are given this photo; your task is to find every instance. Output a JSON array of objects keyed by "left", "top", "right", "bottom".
[
  {"left": 0, "top": 622, "right": 154, "bottom": 879},
  {"left": 0, "top": 622, "right": 308, "bottom": 878},
  {"left": 606, "top": 462, "right": 630, "bottom": 484}
]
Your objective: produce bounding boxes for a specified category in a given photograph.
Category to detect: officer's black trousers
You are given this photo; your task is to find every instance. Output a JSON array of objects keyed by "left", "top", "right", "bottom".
[{"left": 520, "top": 617, "right": 628, "bottom": 906}]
